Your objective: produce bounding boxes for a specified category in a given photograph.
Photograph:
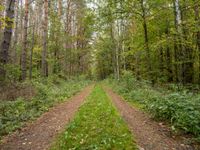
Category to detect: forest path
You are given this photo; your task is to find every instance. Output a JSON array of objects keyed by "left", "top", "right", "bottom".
[
  {"left": 0, "top": 85, "right": 93, "bottom": 150},
  {"left": 105, "top": 88, "right": 195, "bottom": 150}
]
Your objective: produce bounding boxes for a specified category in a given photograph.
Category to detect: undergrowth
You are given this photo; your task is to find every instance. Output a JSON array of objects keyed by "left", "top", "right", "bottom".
[
  {"left": 51, "top": 85, "right": 136, "bottom": 150},
  {"left": 105, "top": 71, "right": 200, "bottom": 141},
  {"left": 0, "top": 75, "right": 91, "bottom": 140}
]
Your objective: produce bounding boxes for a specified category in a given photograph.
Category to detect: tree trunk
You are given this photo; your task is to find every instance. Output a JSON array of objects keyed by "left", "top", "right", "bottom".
[
  {"left": 0, "top": 0, "right": 6, "bottom": 39},
  {"left": 0, "top": 0, "right": 15, "bottom": 81},
  {"left": 64, "top": 0, "right": 72, "bottom": 75},
  {"left": 21, "top": 0, "right": 29, "bottom": 81},
  {"left": 110, "top": 22, "right": 117, "bottom": 79},
  {"left": 140, "top": 0, "right": 154, "bottom": 85},
  {"left": 12, "top": 0, "right": 19, "bottom": 63},
  {"left": 42, "top": 0, "right": 48, "bottom": 77},
  {"left": 173, "top": 0, "right": 183, "bottom": 83},
  {"left": 29, "top": 23, "right": 35, "bottom": 80},
  {"left": 20, "top": 0, "right": 23, "bottom": 44},
  {"left": 193, "top": 0, "right": 200, "bottom": 84},
  {"left": 58, "top": 0, "right": 62, "bottom": 18}
]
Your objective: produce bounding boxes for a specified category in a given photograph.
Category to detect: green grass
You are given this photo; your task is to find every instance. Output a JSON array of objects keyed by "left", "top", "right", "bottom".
[
  {"left": 0, "top": 76, "right": 91, "bottom": 140},
  {"left": 51, "top": 85, "right": 136, "bottom": 150}
]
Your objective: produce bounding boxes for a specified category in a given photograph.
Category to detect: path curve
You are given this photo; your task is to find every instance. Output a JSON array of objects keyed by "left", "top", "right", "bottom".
[
  {"left": 0, "top": 85, "right": 93, "bottom": 150},
  {"left": 105, "top": 88, "right": 196, "bottom": 150}
]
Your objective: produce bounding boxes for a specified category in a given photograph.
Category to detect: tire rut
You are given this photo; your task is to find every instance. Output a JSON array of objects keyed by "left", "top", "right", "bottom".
[
  {"left": 105, "top": 88, "right": 196, "bottom": 150},
  {"left": 0, "top": 85, "right": 93, "bottom": 150}
]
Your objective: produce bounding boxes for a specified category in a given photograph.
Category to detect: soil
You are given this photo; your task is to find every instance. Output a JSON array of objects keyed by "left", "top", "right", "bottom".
[
  {"left": 0, "top": 85, "right": 93, "bottom": 150},
  {"left": 105, "top": 88, "right": 199, "bottom": 150}
]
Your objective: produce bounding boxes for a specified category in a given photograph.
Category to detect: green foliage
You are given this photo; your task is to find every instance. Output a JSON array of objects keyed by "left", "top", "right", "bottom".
[
  {"left": 0, "top": 5, "right": 4, "bottom": 11},
  {"left": 51, "top": 85, "right": 136, "bottom": 150},
  {"left": 105, "top": 75, "right": 200, "bottom": 140},
  {"left": 120, "top": 71, "right": 137, "bottom": 90},
  {"left": 0, "top": 76, "right": 91, "bottom": 140},
  {"left": 147, "top": 93, "right": 200, "bottom": 136},
  {"left": 0, "top": 5, "right": 5, "bottom": 29},
  {"left": 5, "top": 64, "right": 21, "bottom": 82},
  {"left": 93, "top": 0, "right": 200, "bottom": 84}
]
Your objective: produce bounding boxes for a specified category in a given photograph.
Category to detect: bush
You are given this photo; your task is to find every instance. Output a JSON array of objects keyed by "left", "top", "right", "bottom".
[{"left": 121, "top": 71, "right": 137, "bottom": 90}]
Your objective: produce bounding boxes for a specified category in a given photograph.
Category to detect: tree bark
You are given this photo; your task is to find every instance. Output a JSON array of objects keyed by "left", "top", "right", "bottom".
[
  {"left": 29, "top": 23, "right": 35, "bottom": 80},
  {"left": 193, "top": 1, "right": 200, "bottom": 83},
  {"left": 58, "top": 0, "right": 62, "bottom": 18},
  {"left": 0, "top": 0, "right": 15, "bottom": 81},
  {"left": 140, "top": 0, "right": 154, "bottom": 85},
  {"left": 21, "top": 0, "right": 29, "bottom": 81},
  {"left": 12, "top": 0, "right": 19, "bottom": 63},
  {"left": 173, "top": 0, "right": 183, "bottom": 83},
  {"left": 41, "top": 0, "right": 48, "bottom": 77},
  {"left": 0, "top": 0, "right": 6, "bottom": 39}
]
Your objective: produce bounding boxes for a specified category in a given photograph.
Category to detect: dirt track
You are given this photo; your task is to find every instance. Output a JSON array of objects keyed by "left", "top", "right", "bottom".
[
  {"left": 0, "top": 85, "right": 93, "bottom": 150},
  {"left": 105, "top": 88, "right": 196, "bottom": 150}
]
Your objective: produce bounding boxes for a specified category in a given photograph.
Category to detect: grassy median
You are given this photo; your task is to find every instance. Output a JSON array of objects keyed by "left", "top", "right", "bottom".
[{"left": 51, "top": 85, "right": 136, "bottom": 150}]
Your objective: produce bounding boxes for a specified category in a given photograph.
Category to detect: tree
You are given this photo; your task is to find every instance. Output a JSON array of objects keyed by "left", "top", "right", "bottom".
[
  {"left": 12, "top": 0, "right": 19, "bottom": 63},
  {"left": 21, "top": 0, "right": 29, "bottom": 80},
  {"left": 0, "top": 0, "right": 15, "bottom": 81},
  {"left": 42, "top": 0, "right": 48, "bottom": 77}
]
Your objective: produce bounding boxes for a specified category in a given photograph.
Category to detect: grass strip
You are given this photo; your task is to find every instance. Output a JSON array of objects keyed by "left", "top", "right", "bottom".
[{"left": 51, "top": 85, "right": 137, "bottom": 150}]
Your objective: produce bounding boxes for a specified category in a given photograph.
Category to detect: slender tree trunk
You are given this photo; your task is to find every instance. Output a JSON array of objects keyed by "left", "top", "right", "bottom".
[
  {"left": 42, "top": 0, "right": 48, "bottom": 77},
  {"left": 0, "top": 0, "right": 6, "bottom": 39},
  {"left": 116, "top": 20, "right": 120, "bottom": 80},
  {"left": 110, "top": 22, "right": 117, "bottom": 79},
  {"left": 29, "top": 23, "right": 35, "bottom": 80},
  {"left": 64, "top": 0, "right": 71, "bottom": 75},
  {"left": 20, "top": 0, "right": 23, "bottom": 44},
  {"left": 0, "top": 0, "right": 15, "bottom": 81},
  {"left": 12, "top": 0, "right": 19, "bottom": 63},
  {"left": 180, "top": 0, "right": 192, "bottom": 84},
  {"left": 173, "top": 0, "right": 183, "bottom": 83},
  {"left": 58, "top": 0, "right": 62, "bottom": 18},
  {"left": 21, "top": 0, "right": 29, "bottom": 81},
  {"left": 135, "top": 52, "right": 141, "bottom": 80},
  {"left": 193, "top": 1, "right": 200, "bottom": 83},
  {"left": 140, "top": 0, "right": 154, "bottom": 85},
  {"left": 194, "top": 4, "right": 200, "bottom": 50}
]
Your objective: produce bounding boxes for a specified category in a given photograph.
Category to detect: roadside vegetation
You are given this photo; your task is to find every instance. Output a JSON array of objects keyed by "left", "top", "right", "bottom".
[
  {"left": 104, "top": 71, "right": 200, "bottom": 142},
  {"left": 51, "top": 85, "right": 136, "bottom": 150},
  {"left": 0, "top": 76, "right": 91, "bottom": 140}
]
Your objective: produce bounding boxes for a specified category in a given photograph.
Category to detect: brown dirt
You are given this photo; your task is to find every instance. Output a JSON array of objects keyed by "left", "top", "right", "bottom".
[
  {"left": 105, "top": 88, "right": 198, "bottom": 150},
  {"left": 0, "top": 85, "right": 93, "bottom": 150}
]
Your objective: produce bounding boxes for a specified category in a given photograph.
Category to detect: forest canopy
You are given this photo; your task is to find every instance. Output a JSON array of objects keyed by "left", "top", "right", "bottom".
[{"left": 0, "top": 0, "right": 200, "bottom": 85}]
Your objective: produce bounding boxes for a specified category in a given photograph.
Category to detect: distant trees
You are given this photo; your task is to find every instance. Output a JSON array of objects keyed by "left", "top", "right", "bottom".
[
  {"left": 0, "top": 0, "right": 94, "bottom": 83},
  {"left": 95, "top": 0, "right": 200, "bottom": 85},
  {"left": 2, "top": 0, "right": 199, "bottom": 85}
]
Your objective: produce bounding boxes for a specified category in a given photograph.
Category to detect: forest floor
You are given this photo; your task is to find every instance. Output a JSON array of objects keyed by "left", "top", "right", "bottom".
[
  {"left": 0, "top": 85, "right": 93, "bottom": 150},
  {"left": 0, "top": 84, "right": 198, "bottom": 150}
]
